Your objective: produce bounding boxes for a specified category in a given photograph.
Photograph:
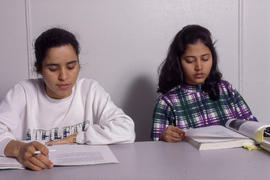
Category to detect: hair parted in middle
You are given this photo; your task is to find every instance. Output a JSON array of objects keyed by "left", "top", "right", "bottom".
[{"left": 158, "top": 24, "right": 222, "bottom": 100}]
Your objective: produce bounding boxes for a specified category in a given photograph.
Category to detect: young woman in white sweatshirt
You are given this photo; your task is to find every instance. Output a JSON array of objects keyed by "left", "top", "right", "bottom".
[{"left": 0, "top": 28, "right": 135, "bottom": 170}]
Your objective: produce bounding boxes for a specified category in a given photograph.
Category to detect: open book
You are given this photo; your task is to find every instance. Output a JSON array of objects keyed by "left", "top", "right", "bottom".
[
  {"left": 0, "top": 144, "right": 119, "bottom": 170},
  {"left": 185, "top": 119, "right": 270, "bottom": 151}
]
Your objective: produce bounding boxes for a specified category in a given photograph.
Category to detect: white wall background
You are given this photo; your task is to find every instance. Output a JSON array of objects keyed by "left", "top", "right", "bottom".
[
  {"left": 242, "top": 0, "right": 270, "bottom": 123},
  {"left": 0, "top": 0, "right": 28, "bottom": 99},
  {"left": 0, "top": 0, "right": 269, "bottom": 141}
]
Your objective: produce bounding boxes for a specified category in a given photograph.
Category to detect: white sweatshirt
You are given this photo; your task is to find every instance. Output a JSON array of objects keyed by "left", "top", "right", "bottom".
[{"left": 0, "top": 78, "right": 135, "bottom": 156}]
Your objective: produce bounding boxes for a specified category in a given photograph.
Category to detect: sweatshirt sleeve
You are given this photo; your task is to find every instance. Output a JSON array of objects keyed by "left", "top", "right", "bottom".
[
  {"left": 0, "top": 84, "right": 26, "bottom": 156},
  {"left": 76, "top": 81, "right": 135, "bottom": 144}
]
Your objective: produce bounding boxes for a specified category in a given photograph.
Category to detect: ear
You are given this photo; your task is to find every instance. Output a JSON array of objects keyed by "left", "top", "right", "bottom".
[{"left": 35, "top": 63, "right": 41, "bottom": 74}]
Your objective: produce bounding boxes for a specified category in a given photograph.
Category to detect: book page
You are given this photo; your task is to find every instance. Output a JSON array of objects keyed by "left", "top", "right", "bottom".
[
  {"left": 225, "top": 119, "right": 270, "bottom": 141},
  {"left": 0, "top": 144, "right": 118, "bottom": 169},
  {"left": 48, "top": 144, "right": 119, "bottom": 166},
  {"left": 184, "top": 125, "right": 254, "bottom": 150},
  {"left": 185, "top": 125, "right": 248, "bottom": 139},
  {"left": 0, "top": 157, "right": 24, "bottom": 169}
]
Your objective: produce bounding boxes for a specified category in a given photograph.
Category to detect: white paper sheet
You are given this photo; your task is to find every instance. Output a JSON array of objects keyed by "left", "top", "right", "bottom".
[
  {"left": 48, "top": 144, "right": 119, "bottom": 166},
  {"left": 0, "top": 144, "right": 118, "bottom": 169}
]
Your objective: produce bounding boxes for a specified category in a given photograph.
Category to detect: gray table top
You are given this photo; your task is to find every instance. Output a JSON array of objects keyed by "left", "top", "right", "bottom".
[{"left": 1, "top": 141, "right": 270, "bottom": 180}]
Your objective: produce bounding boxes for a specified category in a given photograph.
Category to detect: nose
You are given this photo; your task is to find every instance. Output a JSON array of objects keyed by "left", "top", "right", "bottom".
[
  {"left": 194, "top": 60, "right": 202, "bottom": 71},
  {"left": 58, "top": 68, "right": 67, "bottom": 81}
]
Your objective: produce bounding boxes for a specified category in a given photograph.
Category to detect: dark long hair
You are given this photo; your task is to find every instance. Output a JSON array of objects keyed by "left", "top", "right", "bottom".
[{"left": 158, "top": 24, "right": 222, "bottom": 100}]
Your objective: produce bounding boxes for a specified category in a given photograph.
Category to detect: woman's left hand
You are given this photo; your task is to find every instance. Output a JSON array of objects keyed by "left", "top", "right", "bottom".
[{"left": 46, "top": 132, "right": 78, "bottom": 146}]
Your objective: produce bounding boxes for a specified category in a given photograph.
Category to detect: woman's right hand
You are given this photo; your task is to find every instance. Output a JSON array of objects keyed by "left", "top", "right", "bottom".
[
  {"left": 4, "top": 140, "right": 53, "bottom": 171},
  {"left": 160, "top": 125, "right": 185, "bottom": 142}
]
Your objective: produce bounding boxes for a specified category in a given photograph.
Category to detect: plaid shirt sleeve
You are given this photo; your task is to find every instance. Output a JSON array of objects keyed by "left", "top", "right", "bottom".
[
  {"left": 228, "top": 84, "right": 256, "bottom": 121},
  {"left": 151, "top": 97, "right": 174, "bottom": 141}
]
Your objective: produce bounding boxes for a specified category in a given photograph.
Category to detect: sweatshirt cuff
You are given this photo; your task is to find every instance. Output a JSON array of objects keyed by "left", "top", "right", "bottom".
[
  {"left": 0, "top": 137, "right": 14, "bottom": 156},
  {"left": 76, "top": 131, "right": 86, "bottom": 144}
]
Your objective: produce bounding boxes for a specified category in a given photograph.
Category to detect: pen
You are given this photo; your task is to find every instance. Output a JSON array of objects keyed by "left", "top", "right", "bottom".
[{"left": 34, "top": 149, "right": 56, "bottom": 154}]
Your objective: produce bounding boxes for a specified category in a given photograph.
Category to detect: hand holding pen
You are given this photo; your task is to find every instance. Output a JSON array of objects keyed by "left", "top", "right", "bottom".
[{"left": 4, "top": 140, "right": 53, "bottom": 171}]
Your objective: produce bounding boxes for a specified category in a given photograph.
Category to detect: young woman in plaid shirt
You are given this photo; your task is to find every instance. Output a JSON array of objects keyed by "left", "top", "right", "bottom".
[{"left": 152, "top": 25, "right": 255, "bottom": 142}]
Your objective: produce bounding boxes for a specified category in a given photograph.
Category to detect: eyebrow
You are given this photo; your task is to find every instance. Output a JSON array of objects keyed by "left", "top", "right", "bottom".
[
  {"left": 183, "top": 56, "right": 196, "bottom": 58},
  {"left": 45, "top": 60, "right": 78, "bottom": 67},
  {"left": 201, "top": 53, "right": 210, "bottom": 56},
  {"left": 67, "top": 60, "right": 78, "bottom": 65},
  {"left": 183, "top": 53, "right": 211, "bottom": 58}
]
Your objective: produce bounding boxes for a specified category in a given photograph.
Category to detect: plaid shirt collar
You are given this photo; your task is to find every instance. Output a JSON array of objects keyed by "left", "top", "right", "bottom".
[{"left": 172, "top": 83, "right": 203, "bottom": 94}]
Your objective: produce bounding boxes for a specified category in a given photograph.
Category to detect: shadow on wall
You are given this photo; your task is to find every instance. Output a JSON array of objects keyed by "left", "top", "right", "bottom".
[{"left": 123, "top": 75, "right": 157, "bottom": 141}]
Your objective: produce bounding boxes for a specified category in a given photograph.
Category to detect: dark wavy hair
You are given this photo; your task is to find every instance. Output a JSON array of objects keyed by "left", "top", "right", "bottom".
[
  {"left": 34, "top": 28, "right": 80, "bottom": 73},
  {"left": 158, "top": 24, "right": 222, "bottom": 100}
]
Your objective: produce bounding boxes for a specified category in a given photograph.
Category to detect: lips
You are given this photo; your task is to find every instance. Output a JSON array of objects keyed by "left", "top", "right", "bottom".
[
  {"left": 57, "top": 84, "right": 70, "bottom": 89},
  {"left": 194, "top": 73, "right": 204, "bottom": 79}
]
